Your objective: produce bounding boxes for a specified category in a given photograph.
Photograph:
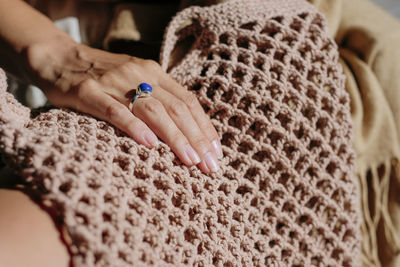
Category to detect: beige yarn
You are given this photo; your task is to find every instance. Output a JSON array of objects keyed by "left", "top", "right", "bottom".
[{"left": 0, "top": 0, "right": 360, "bottom": 266}]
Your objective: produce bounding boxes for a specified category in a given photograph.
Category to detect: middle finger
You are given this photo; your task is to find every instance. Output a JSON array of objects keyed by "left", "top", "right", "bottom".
[
  {"left": 132, "top": 95, "right": 218, "bottom": 173},
  {"left": 152, "top": 86, "right": 220, "bottom": 173}
]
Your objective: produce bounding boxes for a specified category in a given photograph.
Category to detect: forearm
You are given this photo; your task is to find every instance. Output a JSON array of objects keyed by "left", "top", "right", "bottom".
[
  {"left": 0, "top": 0, "right": 74, "bottom": 82},
  {"left": 0, "top": 1, "right": 223, "bottom": 175}
]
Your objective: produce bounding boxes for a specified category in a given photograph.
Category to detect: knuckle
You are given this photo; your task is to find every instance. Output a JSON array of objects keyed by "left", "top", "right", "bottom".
[
  {"left": 198, "top": 118, "right": 218, "bottom": 139},
  {"left": 100, "top": 70, "right": 118, "bottom": 84},
  {"left": 184, "top": 92, "right": 200, "bottom": 110},
  {"left": 126, "top": 119, "right": 143, "bottom": 133},
  {"left": 76, "top": 79, "right": 98, "bottom": 99},
  {"left": 170, "top": 131, "right": 186, "bottom": 147},
  {"left": 142, "top": 59, "right": 161, "bottom": 71},
  {"left": 169, "top": 100, "right": 189, "bottom": 117},
  {"left": 207, "top": 123, "right": 219, "bottom": 138},
  {"left": 80, "top": 79, "right": 97, "bottom": 90},
  {"left": 120, "top": 60, "right": 137, "bottom": 74},
  {"left": 138, "top": 99, "right": 163, "bottom": 114},
  {"left": 105, "top": 103, "right": 125, "bottom": 121},
  {"left": 191, "top": 136, "right": 210, "bottom": 151}
]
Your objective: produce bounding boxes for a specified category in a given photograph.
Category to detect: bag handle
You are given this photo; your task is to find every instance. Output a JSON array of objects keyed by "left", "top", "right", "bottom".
[
  {"left": 159, "top": 6, "right": 204, "bottom": 71},
  {"left": 0, "top": 69, "right": 31, "bottom": 130}
]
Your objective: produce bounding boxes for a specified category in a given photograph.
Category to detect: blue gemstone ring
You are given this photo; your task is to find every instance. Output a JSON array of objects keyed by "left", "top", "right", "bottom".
[{"left": 129, "top": 83, "right": 153, "bottom": 108}]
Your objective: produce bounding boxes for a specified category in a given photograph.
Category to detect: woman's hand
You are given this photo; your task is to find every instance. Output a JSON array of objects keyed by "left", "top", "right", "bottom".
[{"left": 24, "top": 37, "right": 222, "bottom": 173}]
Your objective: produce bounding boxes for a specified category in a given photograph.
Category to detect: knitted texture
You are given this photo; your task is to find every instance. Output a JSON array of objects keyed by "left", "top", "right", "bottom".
[{"left": 0, "top": 0, "right": 360, "bottom": 266}]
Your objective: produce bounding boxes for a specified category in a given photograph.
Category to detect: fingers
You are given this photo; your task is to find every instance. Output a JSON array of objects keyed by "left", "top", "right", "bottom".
[
  {"left": 65, "top": 58, "right": 223, "bottom": 174},
  {"left": 158, "top": 73, "right": 223, "bottom": 159},
  {"left": 75, "top": 80, "right": 159, "bottom": 148},
  {"left": 151, "top": 87, "right": 220, "bottom": 173},
  {"left": 132, "top": 96, "right": 220, "bottom": 172},
  {"left": 87, "top": 58, "right": 222, "bottom": 163}
]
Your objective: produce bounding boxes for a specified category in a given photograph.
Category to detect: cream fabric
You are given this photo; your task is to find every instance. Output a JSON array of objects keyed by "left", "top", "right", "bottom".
[{"left": 310, "top": 1, "right": 400, "bottom": 266}]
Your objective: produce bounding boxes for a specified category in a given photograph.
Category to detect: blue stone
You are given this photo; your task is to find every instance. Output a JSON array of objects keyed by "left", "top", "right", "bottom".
[{"left": 138, "top": 83, "right": 152, "bottom": 93}]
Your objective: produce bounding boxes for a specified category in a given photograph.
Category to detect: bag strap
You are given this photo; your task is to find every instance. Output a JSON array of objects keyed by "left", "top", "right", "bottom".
[
  {"left": 159, "top": 6, "right": 204, "bottom": 71},
  {"left": 0, "top": 69, "right": 30, "bottom": 130}
]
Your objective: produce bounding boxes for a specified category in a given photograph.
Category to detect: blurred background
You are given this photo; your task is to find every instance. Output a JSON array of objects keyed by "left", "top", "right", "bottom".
[{"left": 372, "top": 0, "right": 400, "bottom": 18}]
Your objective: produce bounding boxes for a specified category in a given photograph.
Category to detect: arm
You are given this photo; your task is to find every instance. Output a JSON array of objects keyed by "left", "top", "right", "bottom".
[
  {"left": 0, "top": 0, "right": 73, "bottom": 81},
  {"left": 0, "top": 0, "right": 223, "bottom": 173}
]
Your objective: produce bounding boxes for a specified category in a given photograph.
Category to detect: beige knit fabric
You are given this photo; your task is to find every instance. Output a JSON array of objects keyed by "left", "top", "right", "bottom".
[
  {"left": 0, "top": 0, "right": 360, "bottom": 266},
  {"left": 306, "top": 1, "right": 400, "bottom": 266}
]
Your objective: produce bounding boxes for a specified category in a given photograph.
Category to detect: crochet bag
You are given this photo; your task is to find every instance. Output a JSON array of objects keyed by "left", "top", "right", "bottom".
[{"left": 0, "top": 0, "right": 360, "bottom": 266}]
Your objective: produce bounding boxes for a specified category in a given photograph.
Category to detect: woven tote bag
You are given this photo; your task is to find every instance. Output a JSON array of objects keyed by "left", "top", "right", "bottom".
[{"left": 0, "top": 0, "right": 360, "bottom": 266}]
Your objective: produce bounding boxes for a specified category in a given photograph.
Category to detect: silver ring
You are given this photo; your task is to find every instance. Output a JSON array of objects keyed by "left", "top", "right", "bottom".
[{"left": 129, "top": 83, "right": 153, "bottom": 111}]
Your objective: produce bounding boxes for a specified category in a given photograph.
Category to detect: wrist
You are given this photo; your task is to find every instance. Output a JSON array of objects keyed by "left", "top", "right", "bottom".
[{"left": 21, "top": 33, "right": 81, "bottom": 91}]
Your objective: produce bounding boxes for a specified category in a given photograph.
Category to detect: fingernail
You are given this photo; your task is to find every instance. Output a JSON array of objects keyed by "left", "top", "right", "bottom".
[
  {"left": 201, "top": 161, "right": 211, "bottom": 173},
  {"left": 185, "top": 144, "right": 201, "bottom": 165},
  {"left": 144, "top": 131, "right": 159, "bottom": 147},
  {"left": 204, "top": 152, "right": 219, "bottom": 172},
  {"left": 212, "top": 140, "right": 223, "bottom": 159}
]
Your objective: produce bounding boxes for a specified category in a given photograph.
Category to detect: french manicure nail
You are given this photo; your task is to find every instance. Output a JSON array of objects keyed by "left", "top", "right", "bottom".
[
  {"left": 185, "top": 144, "right": 201, "bottom": 165},
  {"left": 201, "top": 161, "right": 211, "bottom": 173},
  {"left": 204, "top": 152, "right": 219, "bottom": 172},
  {"left": 144, "top": 131, "right": 159, "bottom": 147},
  {"left": 212, "top": 139, "right": 223, "bottom": 159}
]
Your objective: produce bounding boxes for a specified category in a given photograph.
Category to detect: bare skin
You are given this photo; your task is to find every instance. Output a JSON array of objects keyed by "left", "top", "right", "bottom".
[
  {"left": 0, "top": 0, "right": 222, "bottom": 173},
  {"left": 0, "top": 0, "right": 224, "bottom": 265},
  {"left": 0, "top": 169, "right": 69, "bottom": 266},
  {"left": 0, "top": 165, "right": 71, "bottom": 266},
  {"left": 0, "top": 188, "right": 69, "bottom": 267}
]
